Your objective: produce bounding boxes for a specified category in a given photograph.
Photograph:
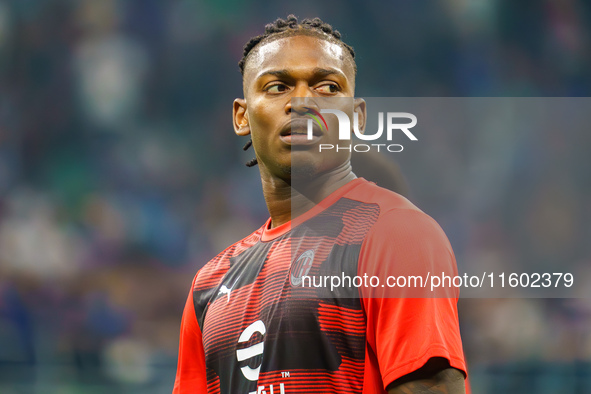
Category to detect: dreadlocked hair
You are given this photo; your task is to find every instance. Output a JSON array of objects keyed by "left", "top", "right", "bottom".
[
  {"left": 243, "top": 139, "right": 258, "bottom": 167},
  {"left": 238, "top": 15, "right": 356, "bottom": 76},
  {"left": 239, "top": 15, "right": 356, "bottom": 167}
]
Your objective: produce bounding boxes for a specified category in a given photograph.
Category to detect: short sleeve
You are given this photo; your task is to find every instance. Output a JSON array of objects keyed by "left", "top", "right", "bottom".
[
  {"left": 173, "top": 276, "right": 208, "bottom": 394},
  {"left": 358, "top": 208, "right": 467, "bottom": 389}
]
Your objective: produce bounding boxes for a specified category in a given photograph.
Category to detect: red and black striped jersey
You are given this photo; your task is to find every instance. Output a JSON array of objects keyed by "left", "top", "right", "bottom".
[{"left": 174, "top": 178, "right": 467, "bottom": 394}]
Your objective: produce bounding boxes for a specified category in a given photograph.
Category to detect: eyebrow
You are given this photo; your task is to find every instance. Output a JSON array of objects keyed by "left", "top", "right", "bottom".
[{"left": 256, "top": 67, "right": 347, "bottom": 81}]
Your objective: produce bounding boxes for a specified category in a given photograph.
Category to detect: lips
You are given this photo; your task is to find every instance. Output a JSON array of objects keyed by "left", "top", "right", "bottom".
[{"left": 279, "top": 119, "right": 323, "bottom": 146}]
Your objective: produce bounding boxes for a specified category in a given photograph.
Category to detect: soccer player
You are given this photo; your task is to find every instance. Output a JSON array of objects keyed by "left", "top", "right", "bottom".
[{"left": 174, "top": 15, "right": 467, "bottom": 394}]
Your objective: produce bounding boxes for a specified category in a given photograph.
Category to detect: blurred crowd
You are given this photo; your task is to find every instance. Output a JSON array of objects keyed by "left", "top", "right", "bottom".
[{"left": 0, "top": 0, "right": 590, "bottom": 393}]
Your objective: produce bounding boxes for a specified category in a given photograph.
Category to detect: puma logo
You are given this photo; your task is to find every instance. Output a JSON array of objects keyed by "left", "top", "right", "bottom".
[{"left": 218, "top": 277, "right": 239, "bottom": 303}]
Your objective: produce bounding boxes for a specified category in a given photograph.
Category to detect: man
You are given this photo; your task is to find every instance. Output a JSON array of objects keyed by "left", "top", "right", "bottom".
[{"left": 174, "top": 15, "right": 467, "bottom": 393}]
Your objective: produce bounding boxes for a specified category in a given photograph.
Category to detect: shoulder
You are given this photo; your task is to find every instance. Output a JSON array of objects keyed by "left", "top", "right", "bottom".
[
  {"left": 346, "top": 179, "right": 449, "bottom": 247},
  {"left": 193, "top": 225, "right": 264, "bottom": 291},
  {"left": 352, "top": 181, "right": 457, "bottom": 293},
  {"left": 344, "top": 178, "right": 419, "bottom": 213}
]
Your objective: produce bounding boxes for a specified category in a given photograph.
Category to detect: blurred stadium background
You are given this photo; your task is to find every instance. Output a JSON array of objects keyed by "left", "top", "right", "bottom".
[{"left": 0, "top": 0, "right": 590, "bottom": 393}]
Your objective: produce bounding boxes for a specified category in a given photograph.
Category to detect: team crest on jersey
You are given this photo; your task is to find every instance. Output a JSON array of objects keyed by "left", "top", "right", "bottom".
[{"left": 290, "top": 249, "right": 315, "bottom": 287}]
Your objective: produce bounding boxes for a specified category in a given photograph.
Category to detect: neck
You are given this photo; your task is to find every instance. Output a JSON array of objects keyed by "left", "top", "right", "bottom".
[{"left": 259, "top": 161, "right": 357, "bottom": 229}]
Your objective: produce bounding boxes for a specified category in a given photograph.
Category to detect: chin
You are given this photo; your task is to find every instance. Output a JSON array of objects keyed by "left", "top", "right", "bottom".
[
  {"left": 287, "top": 149, "right": 321, "bottom": 173},
  {"left": 289, "top": 162, "right": 320, "bottom": 181},
  {"left": 288, "top": 151, "right": 324, "bottom": 180}
]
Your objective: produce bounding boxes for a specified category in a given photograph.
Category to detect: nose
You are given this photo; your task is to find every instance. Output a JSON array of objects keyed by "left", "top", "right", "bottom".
[{"left": 285, "top": 82, "right": 318, "bottom": 115}]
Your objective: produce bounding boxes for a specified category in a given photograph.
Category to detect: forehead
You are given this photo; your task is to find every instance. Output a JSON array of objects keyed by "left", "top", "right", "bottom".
[{"left": 243, "top": 35, "right": 355, "bottom": 85}]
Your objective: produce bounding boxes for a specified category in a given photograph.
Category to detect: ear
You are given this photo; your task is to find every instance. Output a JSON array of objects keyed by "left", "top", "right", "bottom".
[
  {"left": 233, "top": 98, "right": 250, "bottom": 136},
  {"left": 353, "top": 98, "right": 367, "bottom": 134}
]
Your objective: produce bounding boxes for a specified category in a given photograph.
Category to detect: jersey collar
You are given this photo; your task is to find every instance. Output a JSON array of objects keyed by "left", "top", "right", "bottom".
[{"left": 261, "top": 177, "right": 366, "bottom": 242}]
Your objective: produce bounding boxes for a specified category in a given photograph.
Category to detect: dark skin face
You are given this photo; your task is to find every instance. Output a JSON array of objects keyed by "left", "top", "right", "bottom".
[{"left": 233, "top": 34, "right": 366, "bottom": 228}]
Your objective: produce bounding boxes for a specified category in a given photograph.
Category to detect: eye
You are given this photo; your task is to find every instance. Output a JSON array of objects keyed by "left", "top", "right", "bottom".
[
  {"left": 316, "top": 83, "right": 340, "bottom": 94},
  {"left": 266, "top": 83, "right": 289, "bottom": 94}
]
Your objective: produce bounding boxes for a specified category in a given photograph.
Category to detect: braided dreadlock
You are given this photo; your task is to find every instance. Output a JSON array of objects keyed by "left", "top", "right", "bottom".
[
  {"left": 239, "top": 15, "right": 356, "bottom": 167},
  {"left": 238, "top": 15, "right": 356, "bottom": 75}
]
